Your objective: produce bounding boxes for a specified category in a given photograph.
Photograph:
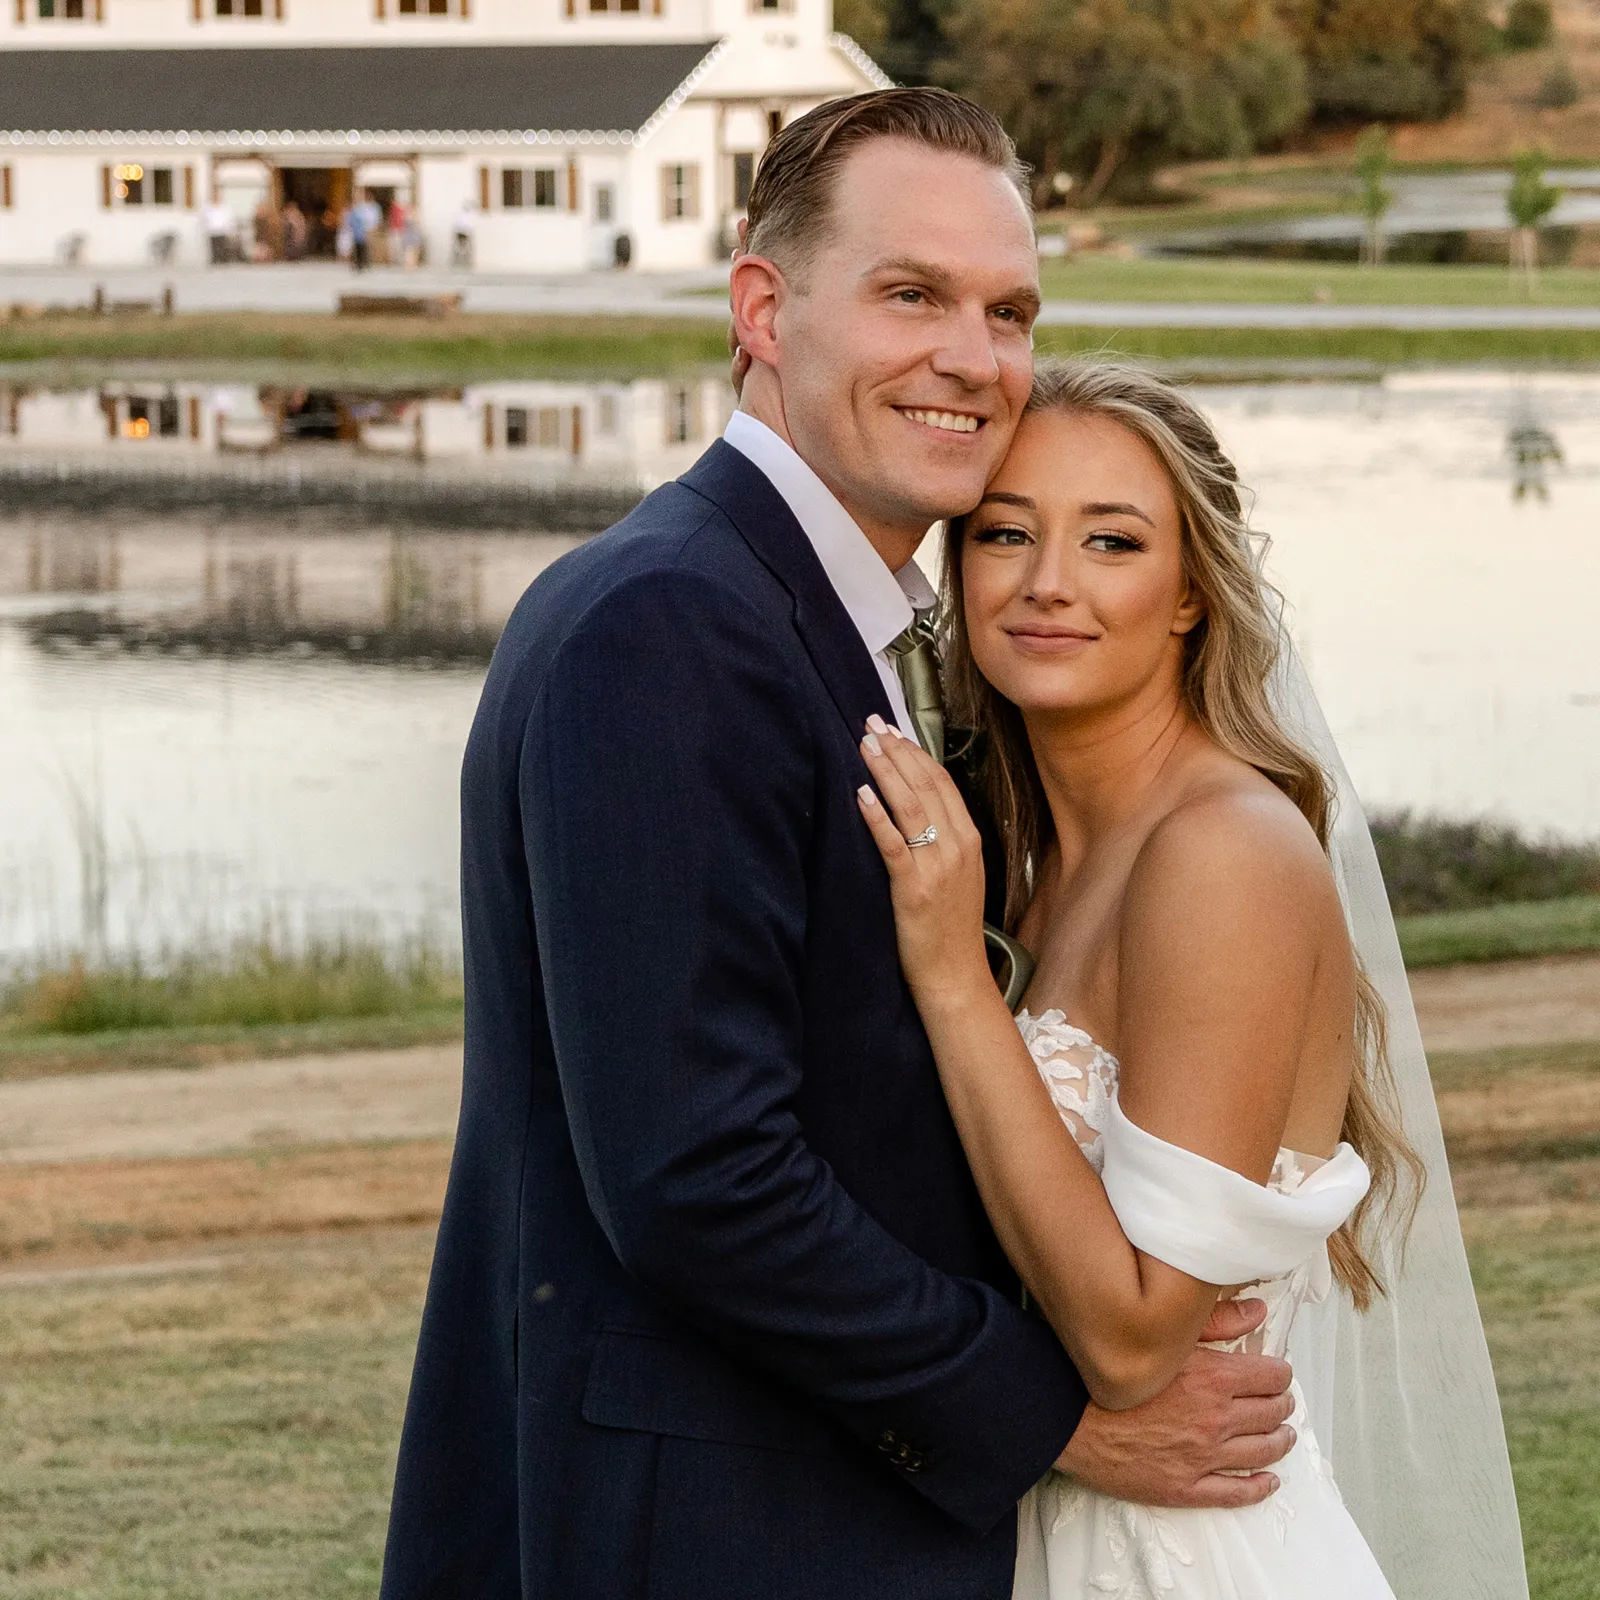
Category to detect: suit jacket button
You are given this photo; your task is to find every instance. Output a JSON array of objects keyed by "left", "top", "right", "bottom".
[
  {"left": 892, "top": 1444, "right": 913, "bottom": 1466},
  {"left": 877, "top": 1430, "right": 897, "bottom": 1453},
  {"left": 905, "top": 1452, "right": 927, "bottom": 1474}
]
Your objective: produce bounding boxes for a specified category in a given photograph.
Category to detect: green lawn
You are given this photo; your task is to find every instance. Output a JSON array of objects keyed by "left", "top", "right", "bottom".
[
  {"left": 0, "top": 1230, "right": 430, "bottom": 1600},
  {"left": 1039, "top": 254, "right": 1600, "bottom": 307},
  {"left": 1466, "top": 1203, "right": 1600, "bottom": 1600},
  {"left": 2, "top": 305, "right": 1598, "bottom": 387},
  {"left": 0, "top": 1214, "right": 1590, "bottom": 1596}
]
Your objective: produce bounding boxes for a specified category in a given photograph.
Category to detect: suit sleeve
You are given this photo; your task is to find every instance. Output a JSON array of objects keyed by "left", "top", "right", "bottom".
[{"left": 523, "top": 565, "right": 1087, "bottom": 1533}]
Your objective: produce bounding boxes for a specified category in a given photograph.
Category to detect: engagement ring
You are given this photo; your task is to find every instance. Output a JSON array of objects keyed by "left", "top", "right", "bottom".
[{"left": 906, "top": 826, "right": 939, "bottom": 849}]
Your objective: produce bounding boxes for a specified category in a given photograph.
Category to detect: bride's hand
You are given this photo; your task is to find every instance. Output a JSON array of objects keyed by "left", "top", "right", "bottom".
[{"left": 856, "top": 716, "right": 992, "bottom": 1008}]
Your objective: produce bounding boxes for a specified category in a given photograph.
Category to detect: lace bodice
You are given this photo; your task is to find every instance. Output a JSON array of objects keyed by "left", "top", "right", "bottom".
[{"left": 1019, "top": 1008, "right": 1121, "bottom": 1174}]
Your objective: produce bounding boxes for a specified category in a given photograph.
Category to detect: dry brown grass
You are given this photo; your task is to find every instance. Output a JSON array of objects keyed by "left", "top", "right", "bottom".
[{"left": 0, "top": 1141, "right": 451, "bottom": 1269}]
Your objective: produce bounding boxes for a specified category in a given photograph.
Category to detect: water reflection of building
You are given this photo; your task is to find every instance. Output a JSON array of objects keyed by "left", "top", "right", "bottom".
[
  {"left": 1, "top": 513, "right": 570, "bottom": 664},
  {"left": 0, "top": 376, "right": 734, "bottom": 490}
]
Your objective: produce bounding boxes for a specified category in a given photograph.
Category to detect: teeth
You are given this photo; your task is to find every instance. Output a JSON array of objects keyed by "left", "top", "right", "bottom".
[{"left": 903, "top": 409, "right": 981, "bottom": 434}]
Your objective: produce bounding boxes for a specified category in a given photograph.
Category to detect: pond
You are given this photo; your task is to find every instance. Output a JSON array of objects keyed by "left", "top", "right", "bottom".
[{"left": 0, "top": 367, "right": 1595, "bottom": 967}]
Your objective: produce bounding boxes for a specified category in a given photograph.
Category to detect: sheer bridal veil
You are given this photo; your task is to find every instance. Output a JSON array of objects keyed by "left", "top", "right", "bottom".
[{"left": 1271, "top": 641, "right": 1529, "bottom": 1600}]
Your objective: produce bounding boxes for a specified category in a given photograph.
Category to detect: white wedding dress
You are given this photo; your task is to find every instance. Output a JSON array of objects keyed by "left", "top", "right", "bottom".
[{"left": 1010, "top": 1009, "right": 1397, "bottom": 1600}]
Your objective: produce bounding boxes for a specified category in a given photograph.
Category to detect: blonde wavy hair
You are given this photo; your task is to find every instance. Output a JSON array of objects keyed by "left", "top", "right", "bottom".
[{"left": 941, "top": 356, "right": 1422, "bottom": 1308}]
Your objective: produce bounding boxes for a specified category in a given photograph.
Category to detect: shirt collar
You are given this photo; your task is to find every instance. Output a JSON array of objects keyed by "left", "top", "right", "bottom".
[{"left": 723, "top": 411, "right": 936, "bottom": 657}]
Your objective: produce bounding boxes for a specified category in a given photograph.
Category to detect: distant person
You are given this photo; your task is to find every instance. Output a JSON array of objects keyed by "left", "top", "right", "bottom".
[
  {"left": 282, "top": 200, "right": 309, "bottom": 262},
  {"left": 252, "top": 200, "right": 280, "bottom": 264},
  {"left": 347, "top": 197, "right": 371, "bottom": 273},
  {"left": 203, "top": 200, "right": 235, "bottom": 266},
  {"left": 451, "top": 200, "right": 476, "bottom": 269}
]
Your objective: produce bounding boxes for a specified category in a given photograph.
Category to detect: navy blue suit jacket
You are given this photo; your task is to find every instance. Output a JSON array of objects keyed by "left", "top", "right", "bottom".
[{"left": 381, "top": 441, "right": 1088, "bottom": 1600}]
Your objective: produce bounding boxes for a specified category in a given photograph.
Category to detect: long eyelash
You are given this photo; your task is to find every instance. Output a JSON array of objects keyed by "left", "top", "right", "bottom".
[{"left": 1092, "top": 533, "right": 1147, "bottom": 553}]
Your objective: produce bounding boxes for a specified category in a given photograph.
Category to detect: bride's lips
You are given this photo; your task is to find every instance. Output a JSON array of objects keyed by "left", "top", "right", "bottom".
[{"left": 1004, "top": 625, "right": 1099, "bottom": 655}]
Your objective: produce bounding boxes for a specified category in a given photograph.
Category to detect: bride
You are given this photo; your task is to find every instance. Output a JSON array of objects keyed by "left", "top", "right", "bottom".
[{"left": 854, "top": 358, "right": 1528, "bottom": 1598}]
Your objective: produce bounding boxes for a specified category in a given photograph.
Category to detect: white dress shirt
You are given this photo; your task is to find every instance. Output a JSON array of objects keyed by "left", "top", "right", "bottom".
[{"left": 723, "top": 411, "right": 937, "bottom": 743}]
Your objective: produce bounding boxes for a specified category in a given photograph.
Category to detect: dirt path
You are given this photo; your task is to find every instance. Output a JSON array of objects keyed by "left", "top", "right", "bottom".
[
  {"left": 0, "top": 954, "right": 1594, "bottom": 1170},
  {"left": 1409, "top": 953, "right": 1600, "bottom": 1054},
  {"left": 0, "top": 1044, "right": 462, "bottom": 1165}
]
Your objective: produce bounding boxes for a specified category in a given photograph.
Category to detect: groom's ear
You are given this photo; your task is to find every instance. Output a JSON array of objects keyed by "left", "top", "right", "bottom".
[{"left": 730, "top": 253, "right": 787, "bottom": 372}]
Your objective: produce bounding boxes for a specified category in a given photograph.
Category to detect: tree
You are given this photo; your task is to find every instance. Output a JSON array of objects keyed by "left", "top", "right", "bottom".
[
  {"left": 945, "top": 0, "right": 1309, "bottom": 208},
  {"left": 1353, "top": 124, "right": 1395, "bottom": 264},
  {"left": 1506, "top": 148, "right": 1562, "bottom": 291},
  {"left": 1534, "top": 54, "right": 1581, "bottom": 109},
  {"left": 1276, "top": 0, "right": 1490, "bottom": 123},
  {"left": 1501, "top": 0, "right": 1553, "bottom": 51},
  {"left": 833, "top": 0, "right": 954, "bottom": 84}
]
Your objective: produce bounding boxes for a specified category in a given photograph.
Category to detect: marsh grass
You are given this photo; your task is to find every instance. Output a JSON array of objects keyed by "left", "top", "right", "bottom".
[
  {"left": 1372, "top": 812, "right": 1600, "bottom": 917},
  {"left": 0, "top": 937, "right": 462, "bottom": 1040},
  {"left": 1397, "top": 895, "right": 1600, "bottom": 968}
]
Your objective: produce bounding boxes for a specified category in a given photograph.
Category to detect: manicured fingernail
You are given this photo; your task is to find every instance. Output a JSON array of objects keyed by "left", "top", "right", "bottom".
[
  {"left": 883, "top": 723, "right": 904, "bottom": 738},
  {"left": 866, "top": 714, "right": 889, "bottom": 736},
  {"left": 1269, "top": 1475, "right": 1280, "bottom": 1493},
  {"left": 862, "top": 732, "right": 883, "bottom": 756},
  {"left": 858, "top": 785, "right": 879, "bottom": 806}
]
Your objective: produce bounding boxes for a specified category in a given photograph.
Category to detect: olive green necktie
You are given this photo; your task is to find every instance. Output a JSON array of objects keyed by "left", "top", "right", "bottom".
[
  {"left": 885, "top": 609, "right": 945, "bottom": 763},
  {"left": 883, "top": 608, "right": 1035, "bottom": 1014}
]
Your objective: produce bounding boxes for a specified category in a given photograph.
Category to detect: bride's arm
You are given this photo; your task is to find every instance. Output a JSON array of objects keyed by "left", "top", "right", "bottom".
[{"left": 858, "top": 728, "right": 1335, "bottom": 1412}]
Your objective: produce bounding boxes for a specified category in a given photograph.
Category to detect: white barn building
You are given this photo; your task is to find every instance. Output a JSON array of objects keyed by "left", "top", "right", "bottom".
[{"left": 0, "top": 0, "right": 888, "bottom": 271}]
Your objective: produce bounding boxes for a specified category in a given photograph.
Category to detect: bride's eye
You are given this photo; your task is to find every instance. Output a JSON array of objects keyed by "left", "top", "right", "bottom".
[
  {"left": 972, "top": 524, "right": 1032, "bottom": 547},
  {"left": 1085, "top": 531, "right": 1146, "bottom": 553}
]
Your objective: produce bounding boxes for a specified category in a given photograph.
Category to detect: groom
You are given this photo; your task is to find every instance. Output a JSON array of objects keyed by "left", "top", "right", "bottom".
[{"left": 381, "top": 89, "right": 1296, "bottom": 1600}]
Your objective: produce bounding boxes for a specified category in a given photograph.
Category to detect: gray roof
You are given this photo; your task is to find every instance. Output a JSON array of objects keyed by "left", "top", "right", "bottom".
[{"left": 0, "top": 43, "right": 718, "bottom": 135}]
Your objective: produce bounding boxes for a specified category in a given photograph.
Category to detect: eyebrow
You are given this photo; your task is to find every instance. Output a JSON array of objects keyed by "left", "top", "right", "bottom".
[
  {"left": 868, "top": 257, "right": 1042, "bottom": 319},
  {"left": 976, "top": 493, "right": 1157, "bottom": 527},
  {"left": 1081, "top": 500, "right": 1156, "bottom": 526}
]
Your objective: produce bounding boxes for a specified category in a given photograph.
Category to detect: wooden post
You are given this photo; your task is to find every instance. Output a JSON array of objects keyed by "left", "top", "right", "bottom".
[
  {"left": 566, "top": 156, "right": 578, "bottom": 213},
  {"left": 101, "top": 165, "right": 113, "bottom": 208},
  {"left": 183, "top": 166, "right": 195, "bottom": 208},
  {"left": 14, "top": 0, "right": 24, "bottom": 27},
  {"left": 188, "top": 395, "right": 202, "bottom": 440},
  {"left": 570, "top": 405, "right": 582, "bottom": 458},
  {"left": 1, "top": 166, "right": 11, "bottom": 210},
  {"left": 482, "top": 404, "right": 495, "bottom": 452},
  {"left": 478, "top": 165, "right": 490, "bottom": 210},
  {"left": 192, "top": 0, "right": 202, "bottom": 19}
]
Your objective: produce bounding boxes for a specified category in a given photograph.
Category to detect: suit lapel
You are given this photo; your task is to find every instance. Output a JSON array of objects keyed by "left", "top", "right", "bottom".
[{"left": 680, "top": 441, "right": 895, "bottom": 742}]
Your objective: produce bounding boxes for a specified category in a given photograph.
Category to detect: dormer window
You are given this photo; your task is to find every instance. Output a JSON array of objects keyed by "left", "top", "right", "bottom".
[
  {"left": 212, "top": 0, "right": 280, "bottom": 16},
  {"left": 383, "top": 0, "right": 467, "bottom": 15},
  {"left": 34, "top": 0, "right": 103, "bottom": 19}
]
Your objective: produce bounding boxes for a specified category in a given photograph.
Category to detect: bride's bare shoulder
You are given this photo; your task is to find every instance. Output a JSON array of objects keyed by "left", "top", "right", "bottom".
[{"left": 1122, "top": 769, "right": 1345, "bottom": 966}]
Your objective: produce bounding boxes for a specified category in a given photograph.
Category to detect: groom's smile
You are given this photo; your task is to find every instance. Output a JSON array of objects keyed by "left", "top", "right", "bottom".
[{"left": 896, "top": 407, "right": 987, "bottom": 436}]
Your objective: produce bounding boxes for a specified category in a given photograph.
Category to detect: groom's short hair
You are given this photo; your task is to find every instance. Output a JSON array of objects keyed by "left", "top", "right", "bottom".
[{"left": 744, "top": 88, "right": 1029, "bottom": 274}]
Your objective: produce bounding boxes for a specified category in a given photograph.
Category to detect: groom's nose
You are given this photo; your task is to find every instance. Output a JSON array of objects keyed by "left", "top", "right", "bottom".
[{"left": 927, "top": 302, "right": 1001, "bottom": 390}]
